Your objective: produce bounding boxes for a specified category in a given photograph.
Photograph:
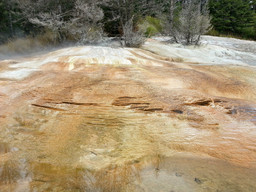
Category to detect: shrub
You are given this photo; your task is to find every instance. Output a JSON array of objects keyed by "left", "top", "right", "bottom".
[
  {"left": 141, "top": 16, "right": 163, "bottom": 37},
  {"left": 122, "top": 18, "right": 146, "bottom": 48},
  {"left": 162, "top": 0, "right": 211, "bottom": 45},
  {"left": 171, "top": 0, "right": 212, "bottom": 45}
]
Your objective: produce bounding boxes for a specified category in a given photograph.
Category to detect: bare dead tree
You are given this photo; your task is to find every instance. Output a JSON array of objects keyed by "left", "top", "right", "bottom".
[
  {"left": 122, "top": 17, "right": 145, "bottom": 47},
  {"left": 65, "top": 0, "right": 107, "bottom": 44},
  {"left": 158, "top": 0, "right": 179, "bottom": 42},
  {"left": 163, "top": 0, "right": 211, "bottom": 45},
  {"left": 106, "top": 0, "right": 157, "bottom": 47},
  {"left": 16, "top": 0, "right": 211, "bottom": 46},
  {"left": 18, "top": 0, "right": 108, "bottom": 44},
  {"left": 177, "top": 0, "right": 211, "bottom": 45},
  {"left": 17, "top": 0, "right": 65, "bottom": 43},
  {"left": 29, "top": 12, "right": 65, "bottom": 44}
]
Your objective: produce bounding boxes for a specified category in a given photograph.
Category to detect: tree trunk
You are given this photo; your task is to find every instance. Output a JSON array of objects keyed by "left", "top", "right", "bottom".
[{"left": 7, "top": 3, "right": 14, "bottom": 37}]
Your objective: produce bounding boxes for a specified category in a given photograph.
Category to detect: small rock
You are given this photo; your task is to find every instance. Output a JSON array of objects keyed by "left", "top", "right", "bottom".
[
  {"left": 194, "top": 178, "right": 202, "bottom": 184},
  {"left": 11, "top": 147, "right": 19, "bottom": 152},
  {"left": 175, "top": 172, "right": 183, "bottom": 177},
  {"left": 172, "top": 110, "right": 183, "bottom": 114},
  {"left": 37, "top": 154, "right": 47, "bottom": 159}
]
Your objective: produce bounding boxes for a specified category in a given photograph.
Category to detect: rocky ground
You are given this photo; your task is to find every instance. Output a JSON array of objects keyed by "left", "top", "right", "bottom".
[{"left": 0, "top": 36, "right": 256, "bottom": 191}]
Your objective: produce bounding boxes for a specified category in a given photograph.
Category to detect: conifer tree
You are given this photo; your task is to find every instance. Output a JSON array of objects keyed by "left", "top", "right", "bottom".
[{"left": 209, "top": 0, "right": 254, "bottom": 34}]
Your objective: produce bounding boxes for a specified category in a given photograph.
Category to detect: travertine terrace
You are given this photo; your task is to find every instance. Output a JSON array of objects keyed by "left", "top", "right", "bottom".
[{"left": 0, "top": 36, "right": 256, "bottom": 191}]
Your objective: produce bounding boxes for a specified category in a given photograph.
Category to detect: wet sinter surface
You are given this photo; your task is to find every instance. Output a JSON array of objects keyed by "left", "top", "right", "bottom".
[
  {"left": 1, "top": 105, "right": 256, "bottom": 192},
  {"left": 0, "top": 39, "right": 256, "bottom": 191}
]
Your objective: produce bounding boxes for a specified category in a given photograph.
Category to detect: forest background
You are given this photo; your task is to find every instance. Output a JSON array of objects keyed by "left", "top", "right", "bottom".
[{"left": 0, "top": 0, "right": 255, "bottom": 48}]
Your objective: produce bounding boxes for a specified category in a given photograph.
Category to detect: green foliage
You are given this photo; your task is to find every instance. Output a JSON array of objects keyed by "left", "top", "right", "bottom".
[
  {"left": 140, "top": 16, "right": 162, "bottom": 37},
  {"left": 0, "top": 0, "right": 23, "bottom": 43},
  {"left": 209, "top": 0, "right": 255, "bottom": 37},
  {"left": 0, "top": 1, "right": 8, "bottom": 32},
  {"left": 240, "top": 27, "right": 255, "bottom": 39},
  {"left": 206, "top": 29, "right": 220, "bottom": 36}
]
